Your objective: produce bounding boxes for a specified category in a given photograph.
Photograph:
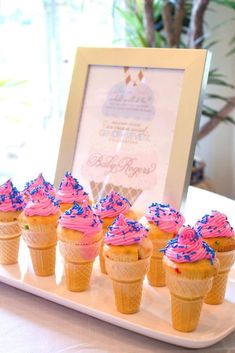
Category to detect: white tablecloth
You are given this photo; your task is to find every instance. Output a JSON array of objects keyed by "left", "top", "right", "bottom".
[{"left": 0, "top": 186, "right": 235, "bottom": 353}]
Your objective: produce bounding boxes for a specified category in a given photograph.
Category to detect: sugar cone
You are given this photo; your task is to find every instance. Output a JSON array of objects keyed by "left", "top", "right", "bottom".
[
  {"left": 147, "top": 237, "right": 170, "bottom": 287},
  {"left": 105, "top": 255, "right": 150, "bottom": 314},
  {"left": 21, "top": 229, "right": 57, "bottom": 276},
  {"left": 90, "top": 181, "right": 142, "bottom": 205},
  {"left": 59, "top": 239, "right": 101, "bottom": 292},
  {"left": 0, "top": 221, "right": 21, "bottom": 265},
  {"left": 165, "top": 266, "right": 213, "bottom": 332},
  {"left": 205, "top": 250, "right": 235, "bottom": 305}
]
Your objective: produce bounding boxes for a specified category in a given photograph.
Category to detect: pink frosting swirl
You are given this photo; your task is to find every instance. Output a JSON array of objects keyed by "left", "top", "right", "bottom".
[
  {"left": 145, "top": 203, "right": 185, "bottom": 233},
  {"left": 162, "top": 226, "right": 215, "bottom": 263},
  {"left": 104, "top": 214, "right": 148, "bottom": 246},
  {"left": 59, "top": 201, "right": 102, "bottom": 236},
  {"left": 56, "top": 172, "right": 89, "bottom": 204},
  {"left": 94, "top": 191, "right": 131, "bottom": 219},
  {"left": 0, "top": 179, "right": 25, "bottom": 212},
  {"left": 195, "top": 210, "right": 234, "bottom": 238},
  {"left": 23, "top": 173, "right": 55, "bottom": 198},
  {"left": 24, "top": 187, "right": 59, "bottom": 216}
]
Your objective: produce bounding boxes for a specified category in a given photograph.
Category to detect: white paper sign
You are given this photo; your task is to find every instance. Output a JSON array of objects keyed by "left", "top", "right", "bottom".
[{"left": 73, "top": 65, "right": 184, "bottom": 206}]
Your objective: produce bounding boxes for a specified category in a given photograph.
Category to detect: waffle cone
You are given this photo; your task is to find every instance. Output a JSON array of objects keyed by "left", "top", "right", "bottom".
[
  {"left": 205, "top": 250, "right": 235, "bottom": 305},
  {"left": 59, "top": 239, "right": 101, "bottom": 263},
  {"left": 90, "top": 181, "right": 142, "bottom": 205},
  {"left": 99, "top": 240, "right": 107, "bottom": 274},
  {"left": 165, "top": 269, "right": 213, "bottom": 332},
  {"left": 105, "top": 255, "right": 150, "bottom": 314},
  {"left": 28, "top": 244, "right": 56, "bottom": 276},
  {"left": 0, "top": 235, "right": 20, "bottom": 265},
  {"left": 147, "top": 237, "right": 170, "bottom": 287},
  {"left": 147, "top": 257, "right": 165, "bottom": 287},
  {"left": 171, "top": 293, "right": 203, "bottom": 332},
  {"left": 59, "top": 239, "right": 100, "bottom": 291},
  {"left": 21, "top": 229, "right": 57, "bottom": 276},
  {"left": 0, "top": 220, "right": 21, "bottom": 236},
  {"left": 112, "top": 278, "right": 143, "bottom": 314},
  {"left": 22, "top": 229, "right": 57, "bottom": 248},
  {"left": 64, "top": 261, "right": 94, "bottom": 292},
  {"left": 0, "top": 220, "right": 21, "bottom": 265}
]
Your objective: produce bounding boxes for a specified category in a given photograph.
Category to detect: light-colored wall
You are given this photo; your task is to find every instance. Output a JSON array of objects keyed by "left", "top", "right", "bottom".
[
  {"left": 233, "top": 110, "right": 235, "bottom": 199},
  {"left": 195, "top": 4, "right": 235, "bottom": 199}
]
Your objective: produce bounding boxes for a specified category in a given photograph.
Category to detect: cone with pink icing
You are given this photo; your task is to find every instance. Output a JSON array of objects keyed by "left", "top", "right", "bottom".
[
  {"left": 19, "top": 187, "right": 60, "bottom": 276},
  {"left": 56, "top": 172, "right": 91, "bottom": 212},
  {"left": 0, "top": 180, "right": 25, "bottom": 264},
  {"left": 144, "top": 203, "right": 185, "bottom": 287},
  {"left": 57, "top": 201, "right": 103, "bottom": 292},
  {"left": 103, "top": 214, "right": 152, "bottom": 314},
  {"left": 162, "top": 225, "right": 218, "bottom": 332},
  {"left": 94, "top": 191, "right": 136, "bottom": 274},
  {"left": 195, "top": 211, "right": 235, "bottom": 305}
]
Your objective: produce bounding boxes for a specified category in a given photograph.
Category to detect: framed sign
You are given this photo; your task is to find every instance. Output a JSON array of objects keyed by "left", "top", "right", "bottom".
[{"left": 55, "top": 47, "right": 211, "bottom": 211}]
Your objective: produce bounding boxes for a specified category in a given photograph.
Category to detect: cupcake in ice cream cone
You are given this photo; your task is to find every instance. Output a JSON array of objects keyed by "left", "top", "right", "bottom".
[
  {"left": 104, "top": 214, "right": 152, "bottom": 314},
  {"left": 0, "top": 180, "right": 25, "bottom": 264},
  {"left": 18, "top": 186, "right": 60, "bottom": 276},
  {"left": 56, "top": 172, "right": 91, "bottom": 212},
  {"left": 195, "top": 211, "right": 235, "bottom": 305},
  {"left": 57, "top": 201, "right": 103, "bottom": 292},
  {"left": 162, "top": 225, "right": 218, "bottom": 332},
  {"left": 94, "top": 191, "right": 136, "bottom": 229},
  {"left": 94, "top": 191, "right": 136, "bottom": 274},
  {"left": 23, "top": 173, "right": 56, "bottom": 200},
  {"left": 143, "top": 203, "right": 185, "bottom": 287}
]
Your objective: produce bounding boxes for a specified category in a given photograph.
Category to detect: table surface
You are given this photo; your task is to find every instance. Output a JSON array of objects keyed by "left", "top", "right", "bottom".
[{"left": 1, "top": 186, "right": 235, "bottom": 353}]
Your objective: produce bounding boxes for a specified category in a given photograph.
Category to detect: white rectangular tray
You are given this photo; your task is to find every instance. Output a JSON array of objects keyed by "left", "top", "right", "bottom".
[{"left": 0, "top": 240, "right": 235, "bottom": 349}]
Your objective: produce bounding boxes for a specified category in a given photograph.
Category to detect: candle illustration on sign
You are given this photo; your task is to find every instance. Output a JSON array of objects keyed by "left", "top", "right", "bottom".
[{"left": 83, "top": 66, "right": 157, "bottom": 205}]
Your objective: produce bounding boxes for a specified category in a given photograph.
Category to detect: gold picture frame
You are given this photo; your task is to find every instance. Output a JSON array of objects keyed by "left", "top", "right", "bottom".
[{"left": 55, "top": 47, "right": 211, "bottom": 211}]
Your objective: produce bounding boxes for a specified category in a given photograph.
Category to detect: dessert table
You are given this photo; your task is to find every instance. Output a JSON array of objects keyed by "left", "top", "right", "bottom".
[{"left": 0, "top": 186, "right": 235, "bottom": 353}]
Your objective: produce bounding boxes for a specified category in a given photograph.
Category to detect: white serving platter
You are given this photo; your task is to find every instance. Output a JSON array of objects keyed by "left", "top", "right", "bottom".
[
  {"left": 1, "top": 239, "right": 235, "bottom": 349},
  {"left": 1, "top": 187, "right": 235, "bottom": 349}
]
